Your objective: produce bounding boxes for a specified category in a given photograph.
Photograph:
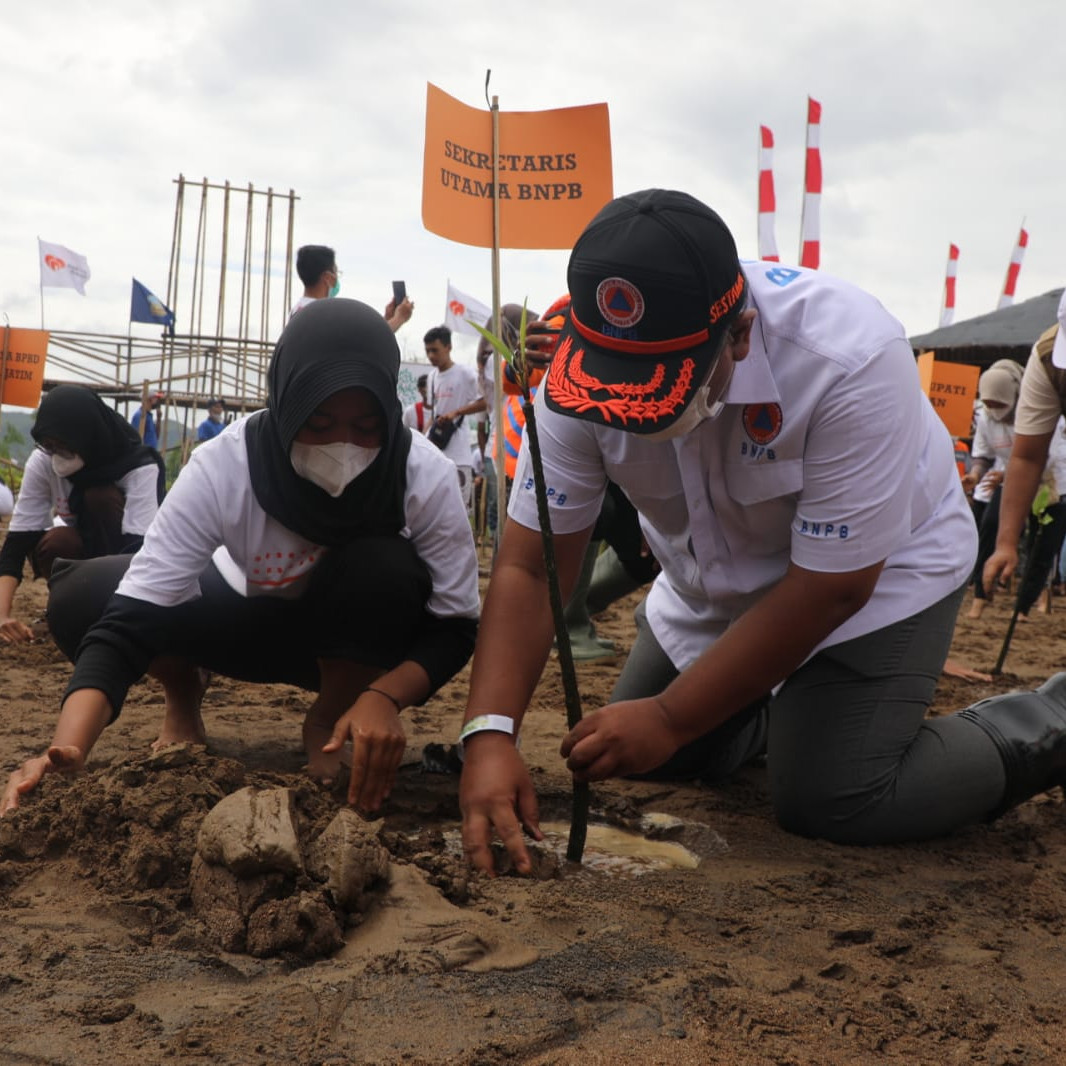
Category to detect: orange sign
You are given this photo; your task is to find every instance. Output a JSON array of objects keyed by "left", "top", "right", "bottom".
[
  {"left": 1, "top": 328, "right": 49, "bottom": 409},
  {"left": 918, "top": 351, "right": 980, "bottom": 437},
  {"left": 422, "top": 83, "right": 613, "bottom": 249}
]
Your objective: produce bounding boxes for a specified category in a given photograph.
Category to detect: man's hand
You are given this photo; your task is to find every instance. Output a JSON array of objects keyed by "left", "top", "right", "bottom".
[
  {"left": 2, "top": 745, "right": 85, "bottom": 815},
  {"left": 982, "top": 546, "right": 1019, "bottom": 603},
  {"left": 385, "top": 296, "right": 414, "bottom": 332},
  {"left": 459, "top": 732, "right": 542, "bottom": 877},
  {"left": 0, "top": 616, "right": 35, "bottom": 644},
  {"left": 560, "top": 698, "right": 685, "bottom": 781},
  {"left": 321, "top": 696, "right": 406, "bottom": 813}
]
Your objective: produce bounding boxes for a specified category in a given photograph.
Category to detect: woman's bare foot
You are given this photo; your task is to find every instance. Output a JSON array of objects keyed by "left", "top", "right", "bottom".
[
  {"left": 152, "top": 665, "right": 211, "bottom": 750},
  {"left": 967, "top": 598, "right": 987, "bottom": 620},
  {"left": 302, "top": 696, "right": 350, "bottom": 784}
]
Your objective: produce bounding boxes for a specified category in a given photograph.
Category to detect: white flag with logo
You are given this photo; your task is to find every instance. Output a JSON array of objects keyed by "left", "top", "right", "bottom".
[
  {"left": 39, "top": 238, "right": 91, "bottom": 295},
  {"left": 444, "top": 282, "right": 491, "bottom": 337}
]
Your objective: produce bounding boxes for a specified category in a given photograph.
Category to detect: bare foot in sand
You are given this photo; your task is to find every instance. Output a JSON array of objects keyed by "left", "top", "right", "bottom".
[
  {"left": 967, "top": 599, "right": 987, "bottom": 620},
  {"left": 302, "top": 696, "right": 349, "bottom": 785},
  {"left": 152, "top": 665, "right": 211, "bottom": 751}
]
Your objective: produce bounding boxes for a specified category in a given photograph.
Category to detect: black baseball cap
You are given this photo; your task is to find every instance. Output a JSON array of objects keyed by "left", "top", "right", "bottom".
[{"left": 545, "top": 189, "right": 747, "bottom": 433}]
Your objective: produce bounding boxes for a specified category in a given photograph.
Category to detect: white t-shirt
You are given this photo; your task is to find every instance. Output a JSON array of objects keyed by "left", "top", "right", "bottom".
[
  {"left": 428, "top": 363, "right": 480, "bottom": 468},
  {"left": 402, "top": 401, "right": 431, "bottom": 436},
  {"left": 508, "top": 263, "right": 976, "bottom": 672},
  {"left": 9, "top": 447, "right": 160, "bottom": 535},
  {"left": 288, "top": 294, "right": 317, "bottom": 319},
  {"left": 117, "top": 420, "right": 480, "bottom": 625},
  {"left": 0, "top": 480, "right": 14, "bottom": 517},
  {"left": 969, "top": 407, "right": 1016, "bottom": 504}
]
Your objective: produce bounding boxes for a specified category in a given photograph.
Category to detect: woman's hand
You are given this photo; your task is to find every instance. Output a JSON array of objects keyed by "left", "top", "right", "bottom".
[
  {"left": 0, "top": 615, "right": 35, "bottom": 644},
  {"left": 321, "top": 692, "right": 406, "bottom": 813},
  {"left": 2, "top": 745, "right": 85, "bottom": 815}
]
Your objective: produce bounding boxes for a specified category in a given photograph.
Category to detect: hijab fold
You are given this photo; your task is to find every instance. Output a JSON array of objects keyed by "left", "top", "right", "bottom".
[{"left": 245, "top": 298, "right": 412, "bottom": 546}]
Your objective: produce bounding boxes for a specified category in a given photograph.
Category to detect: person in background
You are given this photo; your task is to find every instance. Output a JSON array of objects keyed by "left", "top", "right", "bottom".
[
  {"left": 197, "top": 398, "right": 227, "bottom": 443},
  {"left": 402, "top": 375, "right": 432, "bottom": 436},
  {"left": 0, "top": 385, "right": 165, "bottom": 644},
  {"left": 963, "top": 360, "right": 1023, "bottom": 619},
  {"left": 3, "top": 299, "right": 479, "bottom": 816},
  {"left": 289, "top": 244, "right": 414, "bottom": 331},
  {"left": 130, "top": 391, "right": 166, "bottom": 449},
  {"left": 0, "top": 474, "right": 13, "bottom": 519},
  {"left": 984, "top": 291, "right": 1066, "bottom": 605},
  {"left": 425, "top": 325, "right": 484, "bottom": 514}
]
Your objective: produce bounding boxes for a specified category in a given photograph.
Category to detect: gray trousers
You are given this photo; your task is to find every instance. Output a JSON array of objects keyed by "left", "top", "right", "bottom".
[{"left": 612, "top": 586, "right": 1006, "bottom": 845}]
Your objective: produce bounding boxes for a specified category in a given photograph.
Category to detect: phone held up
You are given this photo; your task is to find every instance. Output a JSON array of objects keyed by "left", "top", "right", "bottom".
[{"left": 392, "top": 280, "right": 407, "bottom": 307}]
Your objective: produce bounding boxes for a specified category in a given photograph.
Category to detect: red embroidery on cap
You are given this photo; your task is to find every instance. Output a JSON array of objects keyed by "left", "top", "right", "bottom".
[
  {"left": 596, "top": 277, "right": 645, "bottom": 328},
  {"left": 547, "top": 336, "right": 695, "bottom": 425}
]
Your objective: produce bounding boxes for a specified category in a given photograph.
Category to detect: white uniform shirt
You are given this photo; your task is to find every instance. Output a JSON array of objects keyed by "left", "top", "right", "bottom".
[
  {"left": 969, "top": 408, "right": 1016, "bottom": 504},
  {"left": 117, "top": 420, "right": 480, "bottom": 624},
  {"left": 428, "top": 363, "right": 480, "bottom": 468},
  {"left": 9, "top": 447, "right": 160, "bottom": 534},
  {"left": 509, "top": 264, "right": 976, "bottom": 671}
]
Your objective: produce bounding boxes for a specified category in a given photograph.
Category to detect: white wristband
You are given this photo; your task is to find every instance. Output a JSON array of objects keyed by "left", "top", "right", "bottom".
[{"left": 457, "top": 714, "right": 518, "bottom": 756}]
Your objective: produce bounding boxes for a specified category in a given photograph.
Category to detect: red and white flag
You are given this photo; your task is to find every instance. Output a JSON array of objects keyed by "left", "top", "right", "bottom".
[
  {"left": 444, "top": 281, "right": 492, "bottom": 337},
  {"left": 39, "top": 238, "right": 91, "bottom": 295},
  {"left": 798, "top": 97, "right": 822, "bottom": 269},
  {"left": 757, "top": 126, "right": 780, "bottom": 262},
  {"left": 940, "top": 244, "right": 960, "bottom": 327},
  {"left": 997, "top": 223, "right": 1028, "bottom": 309}
]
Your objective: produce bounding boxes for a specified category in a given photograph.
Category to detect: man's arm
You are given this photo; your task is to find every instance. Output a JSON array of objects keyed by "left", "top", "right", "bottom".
[
  {"left": 983, "top": 431, "right": 1054, "bottom": 594},
  {"left": 459, "top": 517, "right": 592, "bottom": 875},
  {"left": 562, "top": 559, "right": 883, "bottom": 780}
]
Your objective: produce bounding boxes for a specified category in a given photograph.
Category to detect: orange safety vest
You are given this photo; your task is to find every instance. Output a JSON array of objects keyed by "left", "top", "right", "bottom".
[{"left": 503, "top": 391, "right": 532, "bottom": 480}]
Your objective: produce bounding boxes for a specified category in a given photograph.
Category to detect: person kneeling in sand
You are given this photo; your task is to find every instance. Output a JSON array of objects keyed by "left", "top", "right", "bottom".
[{"left": 3, "top": 299, "right": 479, "bottom": 816}]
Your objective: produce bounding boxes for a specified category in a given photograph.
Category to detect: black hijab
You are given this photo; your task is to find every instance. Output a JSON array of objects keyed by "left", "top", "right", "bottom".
[
  {"left": 31, "top": 385, "right": 167, "bottom": 510},
  {"left": 244, "top": 298, "right": 412, "bottom": 546}
]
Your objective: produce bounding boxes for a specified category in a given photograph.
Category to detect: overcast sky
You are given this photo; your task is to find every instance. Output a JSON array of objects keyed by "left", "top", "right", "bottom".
[{"left": 1, "top": 0, "right": 1063, "bottom": 381}]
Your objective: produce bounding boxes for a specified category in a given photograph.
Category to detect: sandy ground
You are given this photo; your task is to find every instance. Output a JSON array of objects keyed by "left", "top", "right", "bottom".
[{"left": 3, "top": 554, "right": 1066, "bottom": 1066}]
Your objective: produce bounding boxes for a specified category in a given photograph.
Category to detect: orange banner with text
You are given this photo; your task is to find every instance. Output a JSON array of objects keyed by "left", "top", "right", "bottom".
[
  {"left": 918, "top": 351, "right": 980, "bottom": 438},
  {"left": 1, "top": 328, "right": 48, "bottom": 409},
  {"left": 422, "top": 83, "right": 613, "bottom": 249}
]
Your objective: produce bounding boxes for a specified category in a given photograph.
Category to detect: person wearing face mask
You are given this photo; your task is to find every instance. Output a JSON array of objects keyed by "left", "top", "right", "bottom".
[
  {"left": 455, "top": 189, "right": 1058, "bottom": 878},
  {"left": 0, "top": 385, "right": 166, "bottom": 645},
  {"left": 289, "top": 244, "right": 414, "bottom": 331},
  {"left": 963, "top": 359, "right": 1024, "bottom": 619},
  {"left": 2, "top": 299, "right": 479, "bottom": 817},
  {"left": 196, "top": 398, "right": 227, "bottom": 443}
]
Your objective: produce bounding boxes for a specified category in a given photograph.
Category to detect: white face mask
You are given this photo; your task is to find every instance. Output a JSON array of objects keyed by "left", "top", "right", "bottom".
[
  {"left": 984, "top": 404, "right": 1013, "bottom": 423},
  {"left": 290, "top": 441, "right": 380, "bottom": 497},
  {"left": 51, "top": 452, "right": 85, "bottom": 478},
  {"left": 209, "top": 411, "right": 223, "bottom": 423},
  {"left": 642, "top": 358, "right": 734, "bottom": 443}
]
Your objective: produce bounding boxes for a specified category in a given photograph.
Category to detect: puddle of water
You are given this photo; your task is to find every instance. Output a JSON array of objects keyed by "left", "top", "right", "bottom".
[{"left": 537, "top": 819, "right": 700, "bottom": 877}]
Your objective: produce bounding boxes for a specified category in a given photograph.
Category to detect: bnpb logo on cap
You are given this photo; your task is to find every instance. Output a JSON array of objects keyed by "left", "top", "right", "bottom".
[{"left": 596, "top": 277, "right": 644, "bottom": 329}]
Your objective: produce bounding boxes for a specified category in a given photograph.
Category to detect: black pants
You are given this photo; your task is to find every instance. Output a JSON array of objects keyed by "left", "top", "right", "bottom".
[
  {"left": 32, "top": 485, "right": 131, "bottom": 580},
  {"left": 48, "top": 536, "right": 432, "bottom": 695}
]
